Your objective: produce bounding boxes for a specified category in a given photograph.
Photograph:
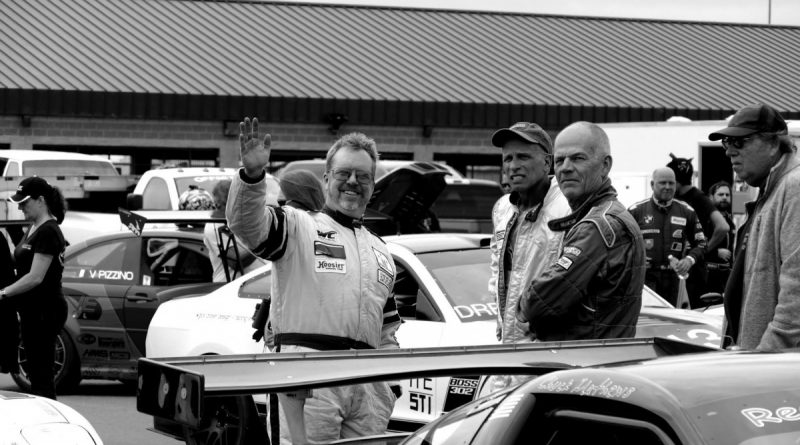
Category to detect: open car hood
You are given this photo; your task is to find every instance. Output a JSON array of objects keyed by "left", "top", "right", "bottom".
[{"left": 364, "top": 162, "right": 449, "bottom": 235}]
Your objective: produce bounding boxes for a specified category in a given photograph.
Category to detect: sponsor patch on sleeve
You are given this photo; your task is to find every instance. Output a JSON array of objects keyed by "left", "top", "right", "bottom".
[
  {"left": 562, "top": 246, "right": 582, "bottom": 257},
  {"left": 373, "top": 248, "right": 394, "bottom": 291},
  {"left": 556, "top": 256, "right": 573, "bottom": 270},
  {"left": 377, "top": 269, "right": 392, "bottom": 290},
  {"left": 495, "top": 230, "right": 505, "bottom": 241}
]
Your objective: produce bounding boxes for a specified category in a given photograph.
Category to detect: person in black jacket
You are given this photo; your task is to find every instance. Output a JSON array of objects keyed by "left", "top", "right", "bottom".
[
  {"left": 0, "top": 177, "right": 68, "bottom": 399},
  {"left": 0, "top": 229, "right": 18, "bottom": 374},
  {"left": 629, "top": 168, "right": 707, "bottom": 307}
]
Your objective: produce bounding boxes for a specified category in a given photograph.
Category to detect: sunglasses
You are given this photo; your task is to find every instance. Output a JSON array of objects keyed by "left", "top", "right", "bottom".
[{"left": 721, "top": 135, "right": 755, "bottom": 150}]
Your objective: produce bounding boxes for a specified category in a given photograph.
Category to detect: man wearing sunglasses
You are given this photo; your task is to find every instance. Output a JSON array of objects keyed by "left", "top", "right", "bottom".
[
  {"left": 708, "top": 103, "right": 800, "bottom": 351},
  {"left": 227, "top": 118, "right": 401, "bottom": 443}
]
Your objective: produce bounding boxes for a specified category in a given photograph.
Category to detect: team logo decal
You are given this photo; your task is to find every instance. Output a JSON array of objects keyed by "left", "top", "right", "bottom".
[
  {"left": 644, "top": 214, "right": 653, "bottom": 225},
  {"left": 671, "top": 216, "right": 687, "bottom": 226},
  {"left": 316, "top": 230, "right": 338, "bottom": 241},
  {"left": 672, "top": 229, "right": 683, "bottom": 238}
]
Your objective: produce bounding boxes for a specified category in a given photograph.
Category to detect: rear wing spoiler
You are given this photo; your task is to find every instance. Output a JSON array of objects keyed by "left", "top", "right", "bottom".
[
  {"left": 119, "top": 208, "right": 245, "bottom": 282},
  {"left": 137, "top": 337, "right": 717, "bottom": 428}
]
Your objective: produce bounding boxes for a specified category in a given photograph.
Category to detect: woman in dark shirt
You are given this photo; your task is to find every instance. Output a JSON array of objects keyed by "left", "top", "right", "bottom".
[{"left": 0, "top": 177, "right": 68, "bottom": 399}]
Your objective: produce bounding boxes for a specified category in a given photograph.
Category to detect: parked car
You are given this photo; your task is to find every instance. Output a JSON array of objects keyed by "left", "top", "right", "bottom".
[
  {"left": 0, "top": 389, "right": 104, "bottom": 444},
  {"left": 11, "top": 227, "right": 221, "bottom": 394},
  {"left": 144, "top": 233, "right": 721, "bottom": 442}
]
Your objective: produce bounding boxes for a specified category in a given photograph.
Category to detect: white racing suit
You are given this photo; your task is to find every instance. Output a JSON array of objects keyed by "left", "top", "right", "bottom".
[
  {"left": 483, "top": 177, "right": 569, "bottom": 396},
  {"left": 226, "top": 170, "right": 400, "bottom": 444}
]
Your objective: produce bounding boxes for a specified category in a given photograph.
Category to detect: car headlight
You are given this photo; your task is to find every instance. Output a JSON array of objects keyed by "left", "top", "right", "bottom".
[{"left": 20, "top": 423, "right": 98, "bottom": 445}]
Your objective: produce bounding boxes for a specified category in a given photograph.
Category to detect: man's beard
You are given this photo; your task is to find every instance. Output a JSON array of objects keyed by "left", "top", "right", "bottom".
[{"left": 715, "top": 201, "right": 731, "bottom": 211}]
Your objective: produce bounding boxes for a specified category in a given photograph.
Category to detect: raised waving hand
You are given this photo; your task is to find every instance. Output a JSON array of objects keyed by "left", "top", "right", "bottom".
[{"left": 239, "top": 117, "right": 272, "bottom": 178}]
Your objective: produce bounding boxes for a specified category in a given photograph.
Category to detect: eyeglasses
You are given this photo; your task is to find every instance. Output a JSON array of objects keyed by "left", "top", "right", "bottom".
[
  {"left": 329, "top": 168, "right": 373, "bottom": 184},
  {"left": 721, "top": 136, "right": 755, "bottom": 150}
]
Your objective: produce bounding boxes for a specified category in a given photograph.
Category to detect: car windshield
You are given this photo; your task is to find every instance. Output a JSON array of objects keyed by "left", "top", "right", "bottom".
[
  {"left": 416, "top": 248, "right": 496, "bottom": 321},
  {"left": 23, "top": 160, "right": 119, "bottom": 176},
  {"left": 415, "top": 248, "right": 673, "bottom": 322}
]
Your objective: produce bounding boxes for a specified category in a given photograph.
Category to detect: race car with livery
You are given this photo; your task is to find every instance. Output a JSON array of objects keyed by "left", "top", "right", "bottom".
[
  {"left": 143, "top": 233, "right": 721, "bottom": 443},
  {"left": 141, "top": 338, "right": 799, "bottom": 445},
  {"left": 9, "top": 211, "right": 229, "bottom": 394}
]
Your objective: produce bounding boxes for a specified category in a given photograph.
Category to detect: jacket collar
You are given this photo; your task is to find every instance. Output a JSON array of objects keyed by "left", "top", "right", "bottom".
[
  {"left": 758, "top": 148, "right": 800, "bottom": 201},
  {"left": 548, "top": 178, "right": 617, "bottom": 232},
  {"left": 322, "top": 205, "right": 362, "bottom": 229}
]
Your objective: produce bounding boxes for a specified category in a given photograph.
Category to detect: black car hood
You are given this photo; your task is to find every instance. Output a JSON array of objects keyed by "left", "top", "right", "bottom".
[{"left": 365, "top": 162, "right": 448, "bottom": 235}]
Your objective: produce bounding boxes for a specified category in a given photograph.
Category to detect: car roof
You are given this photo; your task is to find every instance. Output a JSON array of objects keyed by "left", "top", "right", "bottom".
[
  {"left": 526, "top": 350, "right": 800, "bottom": 410},
  {"left": 0, "top": 149, "right": 115, "bottom": 162},
  {"left": 385, "top": 233, "right": 491, "bottom": 253},
  {"left": 66, "top": 228, "right": 204, "bottom": 253}
]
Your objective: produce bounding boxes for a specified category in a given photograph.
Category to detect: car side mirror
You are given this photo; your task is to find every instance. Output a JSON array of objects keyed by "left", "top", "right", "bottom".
[{"left": 127, "top": 193, "right": 143, "bottom": 211}]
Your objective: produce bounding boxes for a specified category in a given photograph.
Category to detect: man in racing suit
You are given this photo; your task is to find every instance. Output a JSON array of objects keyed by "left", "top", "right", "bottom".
[
  {"left": 628, "top": 168, "right": 707, "bottom": 307},
  {"left": 517, "top": 121, "right": 645, "bottom": 340},
  {"left": 227, "top": 118, "right": 401, "bottom": 444},
  {"left": 485, "top": 122, "right": 570, "bottom": 394}
]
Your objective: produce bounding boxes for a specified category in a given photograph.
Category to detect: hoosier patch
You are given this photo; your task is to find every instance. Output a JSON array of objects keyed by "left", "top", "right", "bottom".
[
  {"left": 315, "top": 258, "right": 346, "bottom": 274},
  {"left": 556, "top": 256, "right": 573, "bottom": 270}
]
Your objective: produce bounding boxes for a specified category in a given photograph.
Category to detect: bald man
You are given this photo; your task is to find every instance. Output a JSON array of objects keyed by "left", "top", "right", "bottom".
[
  {"left": 516, "top": 121, "right": 645, "bottom": 341},
  {"left": 628, "top": 168, "right": 707, "bottom": 307}
]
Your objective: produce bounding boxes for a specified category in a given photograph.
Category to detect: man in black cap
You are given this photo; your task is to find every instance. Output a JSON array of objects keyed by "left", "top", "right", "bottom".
[
  {"left": 517, "top": 121, "right": 645, "bottom": 341},
  {"left": 709, "top": 103, "right": 800, "bottom": 351}
]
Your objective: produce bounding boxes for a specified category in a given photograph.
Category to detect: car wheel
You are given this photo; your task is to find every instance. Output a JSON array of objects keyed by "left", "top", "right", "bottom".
[
  {"left": 183, "top": 396, "right": 266, "bottom": 445},
  {"left": 12, "top": 329, "right": 81, "bottom": 394}
]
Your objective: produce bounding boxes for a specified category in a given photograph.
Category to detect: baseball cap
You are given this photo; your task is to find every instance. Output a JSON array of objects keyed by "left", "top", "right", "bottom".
[
  {"left": 8, "top": 176, "right": 50, "bottom": 203},
  {"left": 491, "top": 122, "right": 553, "bottom": 154},
  {"left": 708, "top": 103, "right": 788, "bottom": 141}
]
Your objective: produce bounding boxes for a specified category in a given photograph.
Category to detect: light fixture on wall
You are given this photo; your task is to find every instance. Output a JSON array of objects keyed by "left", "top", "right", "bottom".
[
  {"left": 20, "top": 115, "right": 31, "bottom": 127},
  {"left": 324, "top": 113, "right": 349, "bottom": 135}
]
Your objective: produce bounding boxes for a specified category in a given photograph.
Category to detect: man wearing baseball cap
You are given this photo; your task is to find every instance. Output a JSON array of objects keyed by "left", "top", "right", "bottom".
[
  {"left": 483, "top": 122, "right": 570, "bottom": 394},
  {"left": 710, "top": 103, "right": 800, "bottom": 351}
]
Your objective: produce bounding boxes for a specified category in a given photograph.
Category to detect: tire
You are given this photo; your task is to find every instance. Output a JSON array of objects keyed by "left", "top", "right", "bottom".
[
  {"left": 12, "top": 329, "right": 81, "bottom": 394},
  {"left": 183, "top": 396, "right": 266, "bottom": 445}
]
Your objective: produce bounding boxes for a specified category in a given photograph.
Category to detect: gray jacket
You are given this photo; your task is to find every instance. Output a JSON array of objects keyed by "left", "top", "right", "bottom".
[{"left": 727, "top": 149, "right": 800, "bottom": 350}]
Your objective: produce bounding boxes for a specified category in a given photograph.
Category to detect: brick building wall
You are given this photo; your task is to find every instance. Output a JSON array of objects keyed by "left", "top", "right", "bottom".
[{"left": 0, "top": 116, "right": 502, "bottom": 177}]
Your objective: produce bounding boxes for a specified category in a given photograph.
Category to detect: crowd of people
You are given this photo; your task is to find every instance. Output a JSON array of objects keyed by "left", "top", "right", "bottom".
[{"left": 0, "top": 102, "right": 797, "bottom": 443}]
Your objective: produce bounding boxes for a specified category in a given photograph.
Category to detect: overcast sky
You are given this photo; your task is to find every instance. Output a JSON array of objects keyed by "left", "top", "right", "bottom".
[{"left": 282, "top": 0, "right": 800, "bottom": 26}]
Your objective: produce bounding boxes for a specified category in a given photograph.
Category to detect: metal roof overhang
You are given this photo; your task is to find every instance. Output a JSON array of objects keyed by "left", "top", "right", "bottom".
[{"left": 0, "top": 88, "right": 741, "bottom": 129}]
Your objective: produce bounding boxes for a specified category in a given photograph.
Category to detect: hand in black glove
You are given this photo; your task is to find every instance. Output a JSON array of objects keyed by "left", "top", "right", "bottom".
[{"left": 252, "top": 329, "right": 264, "bottom": 342}]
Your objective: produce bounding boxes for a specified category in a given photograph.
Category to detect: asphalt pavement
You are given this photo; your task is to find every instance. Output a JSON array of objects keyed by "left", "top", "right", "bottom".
[{"left": 0, "top": 373, "right": 177, "bottom": 445}]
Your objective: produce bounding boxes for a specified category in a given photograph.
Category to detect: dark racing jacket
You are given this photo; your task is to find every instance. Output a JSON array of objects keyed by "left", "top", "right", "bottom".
[
  {"left": 627, "top": 197, "right": 706, "bottom": 269},
  {"left": 517, "top": 179, "right": 645, "bottom": 341}
]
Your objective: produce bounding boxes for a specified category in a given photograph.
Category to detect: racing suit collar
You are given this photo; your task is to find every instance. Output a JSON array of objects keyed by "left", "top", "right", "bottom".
[
  {"left": 547, "top": 178, "right": 617, "bottom": 232},
  {"left": 651, "top": 195, "right": 673, "bottom": 210},
  {"left": 322, "top": 205, "right": 363, "bottom": 229}
]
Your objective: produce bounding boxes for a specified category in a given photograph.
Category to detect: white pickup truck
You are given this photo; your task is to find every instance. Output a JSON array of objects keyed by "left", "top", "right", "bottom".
[
  {"left": 0, "top": 149, "right": 129, "bottom": 222},
  {"left": 126, "top": 167, "right": 280, "bottom": 210}
]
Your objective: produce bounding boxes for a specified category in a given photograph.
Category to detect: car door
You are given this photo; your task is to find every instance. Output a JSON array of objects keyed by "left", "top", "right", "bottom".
[
  {"left": 124, "top": 235, "right": 213, "bottom": 355},
  {"left": 62, "top": 236, "right": 141, "bottom": 366}
]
